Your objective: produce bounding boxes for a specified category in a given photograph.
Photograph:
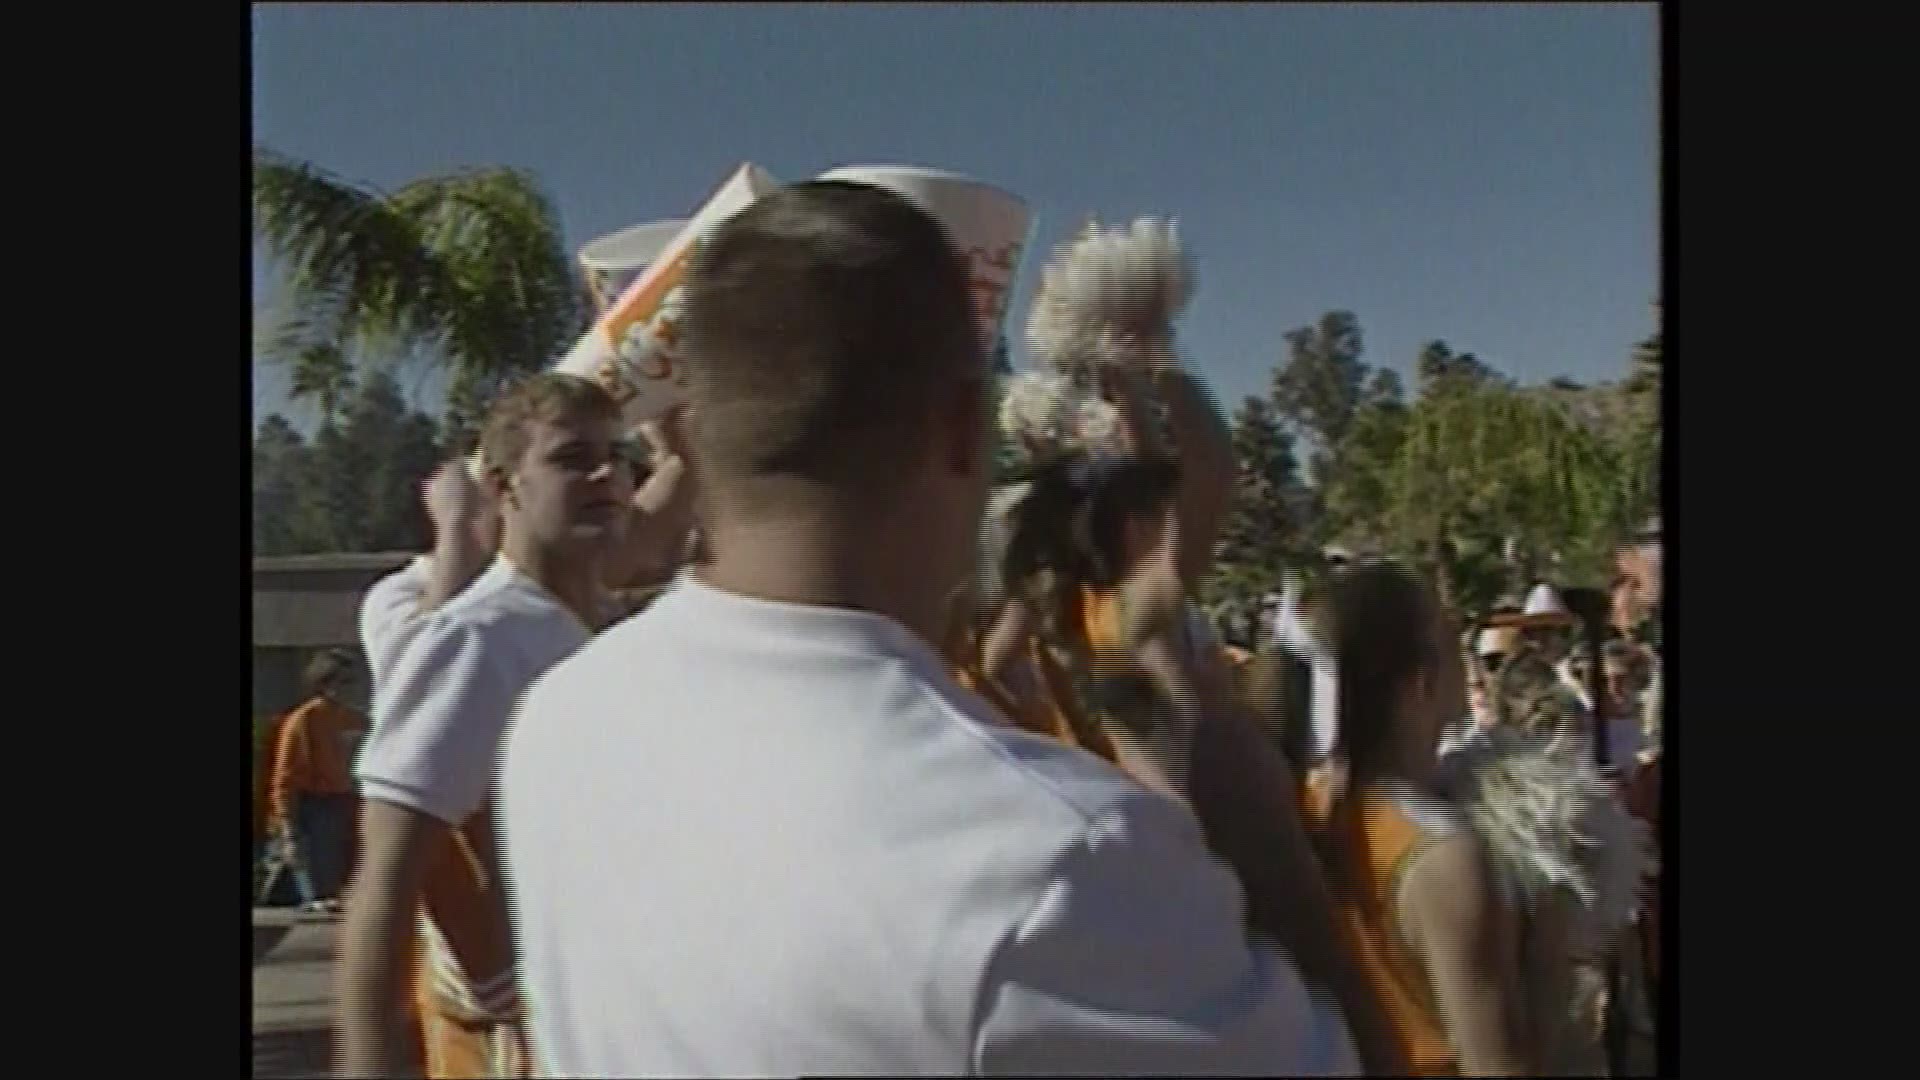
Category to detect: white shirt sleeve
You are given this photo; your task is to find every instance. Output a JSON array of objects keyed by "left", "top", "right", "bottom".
[
  {"left": 973, "top": 793, "right": 1360, "bottom": 1077},
  {"left": 360, "top": 561, "right": 430, "bottom": 691},
  {"left": 355, "top": 616, "right": 520, "bottom": 826}
]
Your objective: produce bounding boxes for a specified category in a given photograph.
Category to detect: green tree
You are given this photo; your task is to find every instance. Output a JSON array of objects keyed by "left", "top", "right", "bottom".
[
  {"left": 1382, "top": 382, "right": 1632, "bottom": 610},
  {"left": 252, "top": 147, "right": 584, "bottom": 430},
  {"left": 443, "top": 367, "right": 514, "bottom": 458},
  {"left": 287, "top": 342, "right": 356, "bottom": 430},
  {"left": 1205, "top": 395, "right": 1308, "bottom": 610},
  {"left": 252, "top": 414, "right": 312, "bottom": 556},
  {"left": 1237, "top": 320, "right": 1659, "bottom": 619},
  {"left": 302, "top": 421, "right": 367, "bottom": 553},
  {"left": 1414, "top": 340, "right": 1507, "bottom": 396},
  {"left": 1321, "top": 368, "right": 1411, "bottom": 554},
  {"left": 343, "top": 371, "right": 444, "bottom": 552},
  {"left": 1271, "top": 310, "right": 1369, "bottom": 481},
  {"left": 253, "top": 373, "right": 450, "bottom": 555}
]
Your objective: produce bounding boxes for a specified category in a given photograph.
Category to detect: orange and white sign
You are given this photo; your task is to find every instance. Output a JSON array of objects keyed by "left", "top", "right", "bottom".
[
  {"left": 816, "top": 166, "right": 1032, "bottom": 356},
  {"left": 578, "top": 219, "right": 687, "bottom": 317},
  {"left": 554, "top": 163, "right": 780, "bottom": 428}
]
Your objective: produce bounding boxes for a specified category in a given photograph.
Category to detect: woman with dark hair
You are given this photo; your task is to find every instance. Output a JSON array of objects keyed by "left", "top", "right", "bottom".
[
  {"left": 1318, "top": 563, "right": 1537, "bottom": 1075},
  {"left": 1323, "top": 562, "right": 1656, "bottom": 1075},
  {"left": 960, "top": 216, "right": 1235, "bottom": 788}
]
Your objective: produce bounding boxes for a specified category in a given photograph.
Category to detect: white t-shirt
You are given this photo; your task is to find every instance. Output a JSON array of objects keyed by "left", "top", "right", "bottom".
[
  {"left": 359, "top": 557, "right": 432, "bottom": 692},
  {"left": 500, "top": 575, "right": 1358, "bottom": 1077},
  {"left": 357, "top": 557, "right": 591, "bottom": 826}
]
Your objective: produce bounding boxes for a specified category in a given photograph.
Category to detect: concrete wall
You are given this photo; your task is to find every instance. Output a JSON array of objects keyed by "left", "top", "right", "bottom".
[{"left": 252, "top": 553, "right": 410, "bottom": 719}]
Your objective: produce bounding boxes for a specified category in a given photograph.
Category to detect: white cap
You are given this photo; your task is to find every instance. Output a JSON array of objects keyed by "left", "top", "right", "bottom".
[
  {"left": 1477, "top": 625, "right": 1521, "bottom": 658},
  {"left": 1524, "top": 582, "right": 1571, "bottom": 620}
]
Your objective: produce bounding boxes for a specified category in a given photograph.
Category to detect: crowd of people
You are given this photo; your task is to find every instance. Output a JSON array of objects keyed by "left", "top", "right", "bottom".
[{"left": 270, "top": 179, "right": 1663, "bottom": 1077}]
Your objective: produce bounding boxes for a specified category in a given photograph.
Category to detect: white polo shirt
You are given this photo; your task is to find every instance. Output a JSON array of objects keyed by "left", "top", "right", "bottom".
[
  {"left": 499, "top": 575, "right": 1358, "bottom": 1077},
  {"left": 359, "top": 556, "right": 432, "bottom": 692},
  {"left": 357, "top": 557, "right": 592, "bottom": 826}
]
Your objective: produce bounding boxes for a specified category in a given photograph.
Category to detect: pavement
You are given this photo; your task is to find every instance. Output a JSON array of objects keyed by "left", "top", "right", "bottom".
[{"left": 253, "top": 907, "right": 339, "bottom": 1079}]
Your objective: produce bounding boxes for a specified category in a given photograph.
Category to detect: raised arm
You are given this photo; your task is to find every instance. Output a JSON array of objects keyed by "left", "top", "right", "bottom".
[
  {"left": 1155, "top": 368, "right": 1235, "bottom": 588},
  {"left": 421, "top": 459, "right": 499, "bottom": 611},
  {"left": 1114, "top": 547, "right": 1401, "bottom": 1074},
  {"left": 603, "top": 405, "right": 697, "bottom": 591}
]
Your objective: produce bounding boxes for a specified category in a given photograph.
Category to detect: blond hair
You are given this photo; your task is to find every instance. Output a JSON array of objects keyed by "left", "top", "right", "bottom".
[{"left": 480, "top": 372, "right": 620, "bottom": 476}]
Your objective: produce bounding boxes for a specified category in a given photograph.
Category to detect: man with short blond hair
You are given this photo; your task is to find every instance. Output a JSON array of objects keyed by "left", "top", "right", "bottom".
[{"left": 342, "top": 372, "right": 633, "bottom": 1078}]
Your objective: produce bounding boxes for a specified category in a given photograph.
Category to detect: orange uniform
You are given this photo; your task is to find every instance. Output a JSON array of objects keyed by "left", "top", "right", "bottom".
[
  {"left": 1334, "top": 791, "right": 1462, "bottom": 1076},
  {"left": 412, "top": 813, "right": 532, "bottom": 1077},
  {"left": 953, "top": 638, "right": 1118, "bottom": 763},
  {"left": 267, "top": 696, "right": 366, "bottom": 825}
]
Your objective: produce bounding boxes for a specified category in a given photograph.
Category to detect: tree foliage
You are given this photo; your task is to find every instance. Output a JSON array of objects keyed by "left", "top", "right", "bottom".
[
  {"left": 1203, "top": 395, "right": 1309, "bottom": 612},
  {"left": 1208, "top": 311, "right": 1663, "bottom": 621},
  {"left": 252, "top": 147, "right": 584, "bottom": 429},
  {"left": 252, "top": 371, "right": 444, "bottom": 556},
  {"left": 287, "top": 342, "right": 356, "bottom": 428},
  {"left": 1270, "top": 310, "right": 1368, "bottom": 480},
  {"left": 253, "top": 149, "right": 588, "bottom": 544}
]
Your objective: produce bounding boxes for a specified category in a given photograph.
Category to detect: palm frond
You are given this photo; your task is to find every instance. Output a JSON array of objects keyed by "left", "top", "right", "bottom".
[
  {"left": 386, "top": 167, "right": 581, "bottom": 377},
  {"left": 254, "top": 148, "right": 581, "bottom": 384},
  {"left": 252, "top": 150, "right": 452, "bottom": 345}
]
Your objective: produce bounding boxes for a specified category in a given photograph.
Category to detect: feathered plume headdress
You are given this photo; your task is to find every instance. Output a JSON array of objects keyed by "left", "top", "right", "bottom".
[
  {"left": 1026, "top": 218, "right": 1195, "bottom": 377},
  {"left": 1439, "top": 726, "right": 1654, "bottom": 941},
  {"left": 997, "top": 370, "right": 1128, "bottom": 467},
  {"left": 1437, "top": 726, "right": 1657, "bottom": 1070}
]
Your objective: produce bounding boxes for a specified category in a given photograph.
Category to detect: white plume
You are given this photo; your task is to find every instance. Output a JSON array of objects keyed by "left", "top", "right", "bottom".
[
  {"left": 998, "top": 371, "right": 1128, "bottom": 461},
  {"left": 998, "top": 372, "right": 1081, "bottom": 448},
  {"left": 1074, "top": 395, "right": 1127, "bottom": 455},
  {"left": 1026, "top": 218, "right": 1194, "bottom": 375},
  {"left": 1438, "top": 727, "right": 1653, "bottom": 943},
  {"left": 1436, "top": 728, "right": 1658, "bottom": 1072}
]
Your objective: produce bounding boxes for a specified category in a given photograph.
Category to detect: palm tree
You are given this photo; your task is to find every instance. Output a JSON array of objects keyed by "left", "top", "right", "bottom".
[
  {"left": 251, "top": 147, "right": 584, "bottom": 415},
  {"left": 287, "top": 342, "right": 355, "bottom": 429}
]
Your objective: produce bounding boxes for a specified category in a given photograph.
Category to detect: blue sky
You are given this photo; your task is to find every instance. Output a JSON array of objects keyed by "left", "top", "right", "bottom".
[{"left": 252, "top": 2, "right": 1657, "bottom": 432}]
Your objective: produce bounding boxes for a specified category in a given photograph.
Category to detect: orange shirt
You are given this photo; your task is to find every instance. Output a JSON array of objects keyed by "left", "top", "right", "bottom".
[
  {"left": 1076, "top": 585, "right": 1244, "bottom": 677},
  {"left": 1335, "top": 791, "right": 1461, "bottom": 1076},
  {"left": 953, "top": 640, "right": 1119, "bottom": 763},
  {"left": 413, "top": 811, "right": 528, "bottom": 1077},
  {"left": 268, "top": 696, "right": 368, "bottom": 821},
  {"left": 1077, "top": 585, "right": 1125, "bottom": 656}
]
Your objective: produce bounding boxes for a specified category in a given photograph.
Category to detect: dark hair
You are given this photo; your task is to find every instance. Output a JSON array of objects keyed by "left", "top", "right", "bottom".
[
  {"left": 1243, "top": 645, "right": 1316, "bottom": 764},
  {"left": 997, "top": 452, "right": 1181, "bottom": 740},
  {"left": 304, "top": 649, "right": 353, "bottom": 698},
  {"left": 680, "top": 180, "right": 981, "bottom": 510},
  {"left": 1323, "top": 563, "right": 1445, "bottom": 786},
  {"left": 999, "top": 453, "right": 1180, "bottom": 646}
]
